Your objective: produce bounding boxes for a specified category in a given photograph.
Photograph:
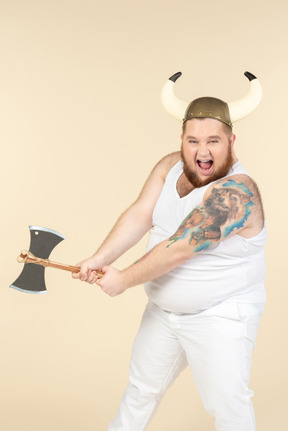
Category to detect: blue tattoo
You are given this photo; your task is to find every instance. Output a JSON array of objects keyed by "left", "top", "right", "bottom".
[
  {"left": 195, "top": 241, "right": 213, "bottom": 252},
  {"left": 224, "top": 200, "right": 254, "bottom": 237},
  {"left": 221, "top": 179, "right": 253, "bottom": 197}
]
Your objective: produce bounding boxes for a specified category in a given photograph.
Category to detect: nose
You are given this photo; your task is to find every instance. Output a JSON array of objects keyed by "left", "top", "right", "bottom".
[{"left": 197, "top": 143, "right": 211, "bottom": 158}]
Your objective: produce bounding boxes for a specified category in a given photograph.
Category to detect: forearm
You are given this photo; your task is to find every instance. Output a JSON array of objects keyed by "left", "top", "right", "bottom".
[
  {"left": 93, "top": 202, "right": 152, "bottom": 266},
  {"left": 121, "top": 238, "right": 190, "bottom": 288},
  {"left": 76, "top": 155, "right": 175, "bottom": 282},
  {"left": 95, "top": 155, "right": 175, "bottom": 265},
  {"left": 95, "top": 237, "right": 190, "bottom": 296}
]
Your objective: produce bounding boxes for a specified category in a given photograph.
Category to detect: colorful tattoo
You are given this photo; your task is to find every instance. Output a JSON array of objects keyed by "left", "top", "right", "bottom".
[
  {"left": 167, "top": 179, "right": 254, "bottom": 253},
  {"left": 168, "top": 207, "right": 206, "bottom": 246}
]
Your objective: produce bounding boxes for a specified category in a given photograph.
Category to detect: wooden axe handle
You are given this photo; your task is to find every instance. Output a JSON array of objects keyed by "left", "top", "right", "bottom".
[{"left": 17, "top": 250, "right": 104, "bottom": 278}]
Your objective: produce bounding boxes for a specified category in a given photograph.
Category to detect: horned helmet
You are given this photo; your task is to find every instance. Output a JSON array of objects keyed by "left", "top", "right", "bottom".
[{"left": 161, "top": 71, "right": 262, "bottom": 128}]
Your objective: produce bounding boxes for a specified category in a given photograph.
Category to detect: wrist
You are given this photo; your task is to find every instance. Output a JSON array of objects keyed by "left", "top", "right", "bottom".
[
  {"left": 120, "top": 266, "right": 141, "bottom": 290},
  {"left": 118, "top": 270, "right": 127, "bottom": 290},
  {"left": 91, "top": 253, "right": 108, "bottom": 268}
]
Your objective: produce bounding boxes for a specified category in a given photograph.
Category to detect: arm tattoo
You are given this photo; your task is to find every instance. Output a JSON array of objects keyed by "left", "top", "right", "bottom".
[{"left": 168, "top": 179, "right": 254, "bottom": 253}]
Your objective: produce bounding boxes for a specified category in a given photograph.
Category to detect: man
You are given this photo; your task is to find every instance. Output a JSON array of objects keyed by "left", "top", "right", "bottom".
[{"left": 73, "top": 72, "right": 266, "bottom": 431}]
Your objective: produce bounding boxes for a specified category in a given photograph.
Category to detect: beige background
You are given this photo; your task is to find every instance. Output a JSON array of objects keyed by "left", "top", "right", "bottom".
[{"left": 0, "top": 0, "right": 287, "bottom": 430}]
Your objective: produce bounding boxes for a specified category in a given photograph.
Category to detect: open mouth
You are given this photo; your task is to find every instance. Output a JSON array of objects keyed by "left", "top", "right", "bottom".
[{"left": 197, "top": 159, "right": 214, "bottom": 175}]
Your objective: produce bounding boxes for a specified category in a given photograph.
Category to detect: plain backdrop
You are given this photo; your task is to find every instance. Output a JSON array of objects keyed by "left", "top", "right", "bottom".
[{"left": 0, "top": 1, "right": 287, "bottom": 430}]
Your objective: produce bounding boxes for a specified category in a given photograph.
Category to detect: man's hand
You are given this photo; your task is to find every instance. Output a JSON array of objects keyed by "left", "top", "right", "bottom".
[
  {"left": 72, "top": 256, "right": 104, "bottom": 283},
  {"left": 96, "top": 266, "right": 127, "bottom": 297},
  {"left": 72, "top": 258, "right": 127, "bottom": 297}
]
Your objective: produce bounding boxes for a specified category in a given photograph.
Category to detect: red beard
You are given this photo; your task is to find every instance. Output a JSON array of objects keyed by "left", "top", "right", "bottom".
[{"left": 181, "top": 146, "right": 233, "bottom": 188}]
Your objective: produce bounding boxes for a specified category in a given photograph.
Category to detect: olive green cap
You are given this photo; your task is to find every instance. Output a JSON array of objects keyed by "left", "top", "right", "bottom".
[{"left": 183, "top": 97, "right": 232, "bottom": 128}]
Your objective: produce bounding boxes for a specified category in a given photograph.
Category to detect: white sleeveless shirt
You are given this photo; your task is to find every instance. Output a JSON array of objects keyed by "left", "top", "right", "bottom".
[{"left": 144, "top": 160, "right": 267, "bottom": 313}]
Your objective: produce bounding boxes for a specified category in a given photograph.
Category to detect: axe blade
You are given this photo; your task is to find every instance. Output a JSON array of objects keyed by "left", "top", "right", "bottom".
[{"left": 10, "top": 226, "right": 66, "bottom": 294}]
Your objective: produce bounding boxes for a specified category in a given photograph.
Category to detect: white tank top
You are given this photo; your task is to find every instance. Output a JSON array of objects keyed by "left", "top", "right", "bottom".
[{"left": 144, "top": 160, "right": 267, "bottom": 313}]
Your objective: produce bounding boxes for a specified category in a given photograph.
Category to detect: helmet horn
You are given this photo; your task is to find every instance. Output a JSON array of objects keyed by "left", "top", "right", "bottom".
[
  {"left": 228, "top": 72, "right": 262, "bottom": 122},
  {"left": 160, "top": 72, "right": 189, "bottom": 121},
  {"left": 161, "top": 71, "right": 262, "bottom": 125}
]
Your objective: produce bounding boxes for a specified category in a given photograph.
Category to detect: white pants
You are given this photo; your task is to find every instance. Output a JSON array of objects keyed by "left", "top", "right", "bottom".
[{"left": 108, "top": 300, "right": 265, "bottom": 431}]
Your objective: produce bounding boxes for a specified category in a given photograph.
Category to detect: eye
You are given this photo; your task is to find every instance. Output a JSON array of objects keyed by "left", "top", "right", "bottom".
[
  {"left": 209, "top": 140, "right": 218, "bottom": 144},
  {"left": 188, "top": 140, "right": 198, "bottom": 144}
]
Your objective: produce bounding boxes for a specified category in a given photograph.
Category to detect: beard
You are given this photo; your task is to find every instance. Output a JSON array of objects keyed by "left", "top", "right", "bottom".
[{"left": 181, "top": 145, "right": 233, "bottom": 188}]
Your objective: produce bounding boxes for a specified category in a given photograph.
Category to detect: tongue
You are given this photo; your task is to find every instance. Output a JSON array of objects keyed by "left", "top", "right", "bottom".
[{"left": 199, "top": 161, "right": 213, "bottom": 170}]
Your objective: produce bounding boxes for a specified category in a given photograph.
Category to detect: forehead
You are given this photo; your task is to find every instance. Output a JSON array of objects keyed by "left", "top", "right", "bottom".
[{"left": 183, "top": 118, "right": 229, "bottom": 137}]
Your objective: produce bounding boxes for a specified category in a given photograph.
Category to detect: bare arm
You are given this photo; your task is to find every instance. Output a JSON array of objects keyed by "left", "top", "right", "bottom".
[
  {"left": 97, "top": 174, "right": 265, "bottom": 295},
  {"left": 73, "top": 152, "right": 181, "bottom": 279}
]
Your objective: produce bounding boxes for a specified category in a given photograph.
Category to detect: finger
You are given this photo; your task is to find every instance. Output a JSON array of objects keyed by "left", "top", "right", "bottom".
[
  {"left": 79, "top": 265, "right": 90, "bottom": 281},
  {"left": 95, "top": 278, "right": 103, "bottom": 288},
  {"left": 70, "top": 261, "right": 82, "bottom": 279},
  {"left": 86, "top": 270, "right": 98, "bottom": 284},
  {"left": 72, "top": 271, "right": 81, "bottom": 279}
]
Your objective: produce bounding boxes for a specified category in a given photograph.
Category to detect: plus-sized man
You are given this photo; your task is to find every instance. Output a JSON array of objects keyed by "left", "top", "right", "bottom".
[{"left": 73, "top": 72, "right": 266, "bottom": 431}]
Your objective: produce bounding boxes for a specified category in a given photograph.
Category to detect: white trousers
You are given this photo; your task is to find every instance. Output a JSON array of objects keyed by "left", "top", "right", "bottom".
[{"left": 108, "top": 300, "right": 265, "bottom": 431}]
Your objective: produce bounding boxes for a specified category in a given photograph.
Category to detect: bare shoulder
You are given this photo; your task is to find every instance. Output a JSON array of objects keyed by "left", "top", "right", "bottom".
[
  {"left": 203, "top": 174, "right": 265, "bottom": 238},
  {"left": 135, "top": 152, "right": 181, "bottom": 209},
  {"left": 153, "top": 151, "right": 181, "bottom": 180}
]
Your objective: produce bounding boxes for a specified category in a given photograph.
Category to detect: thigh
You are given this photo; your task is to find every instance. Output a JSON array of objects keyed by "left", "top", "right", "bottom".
[
  {"left": 178, "top": 302, "right": 264, "bottom": 408},
  {"left": 129, "top": 302, "right": 187, "bottom": 395}
]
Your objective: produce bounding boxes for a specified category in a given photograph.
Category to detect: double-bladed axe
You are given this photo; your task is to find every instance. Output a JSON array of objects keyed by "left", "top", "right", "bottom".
[{"left": 10, "top": 226, "right": 103, "bottom": 294}]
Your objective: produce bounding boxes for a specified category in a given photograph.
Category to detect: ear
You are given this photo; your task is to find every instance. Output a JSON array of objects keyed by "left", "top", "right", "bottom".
[{"left": 230, "top": 134, "right": 236, "bottom": 149}]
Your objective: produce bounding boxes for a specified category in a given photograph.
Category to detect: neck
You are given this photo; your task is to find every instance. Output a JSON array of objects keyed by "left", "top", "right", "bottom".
[{"left": 232, "top": 149, "right": 238, "bottom": 165}]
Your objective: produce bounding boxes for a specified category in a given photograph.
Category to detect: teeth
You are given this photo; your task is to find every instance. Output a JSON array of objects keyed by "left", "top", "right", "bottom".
[{"left": 197, "top": 159, "right": 212, "bottom": 162}]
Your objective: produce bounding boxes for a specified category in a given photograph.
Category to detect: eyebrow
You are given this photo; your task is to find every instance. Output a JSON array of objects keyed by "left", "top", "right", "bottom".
[
  {"left": 185, "top": 136, "right": 198, "bottom": 140},
  {"left": 185, "top": 135, "right": 221, "bottom": 140},
  {"left": 208, "top": 135, "right": 221, "bottom": 139}
]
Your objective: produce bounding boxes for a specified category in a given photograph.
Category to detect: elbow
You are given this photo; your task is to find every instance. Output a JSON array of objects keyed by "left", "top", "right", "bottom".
[
  {"left": 176, "top": 249, "right": 195, "bottom": 266},
  {"left": 129, "top": 202, "right": 153, "bottom": 231},
  {"left": 167, "top": 243, "right": 195, "bottom": 268}
]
